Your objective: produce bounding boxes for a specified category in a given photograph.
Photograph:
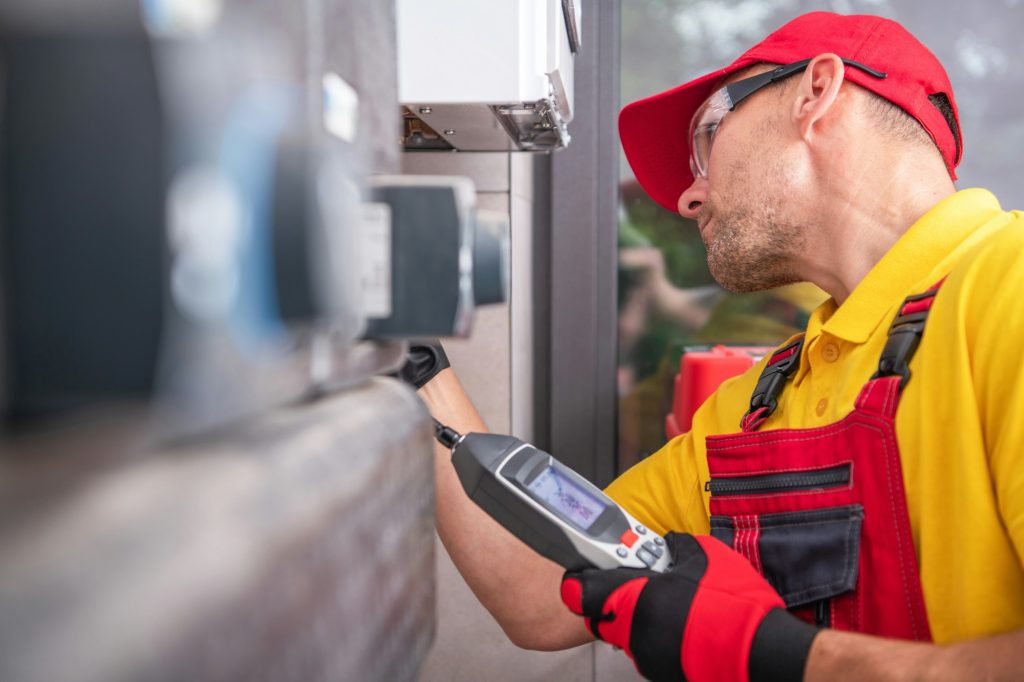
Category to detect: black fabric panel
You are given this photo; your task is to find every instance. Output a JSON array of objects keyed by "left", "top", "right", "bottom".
[
  {"left": 748, "top": 608, "right": 819, "bottom": 682},
  {"left": 709, "top": 515, "right": 735, "bottom": 549},
  {"left": 575, "top": 568, "right": 643, "bottom": 617},
  {"left": 710, "top": 506, "right": 863, "bottom": 608},
  {"left": 757, "top": 505, "right": 863, "bottom": 607}
]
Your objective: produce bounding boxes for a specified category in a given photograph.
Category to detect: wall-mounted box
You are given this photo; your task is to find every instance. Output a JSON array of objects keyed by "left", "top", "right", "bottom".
[{"left": 397, "top": 0, "right": 578, "bottom": 152}]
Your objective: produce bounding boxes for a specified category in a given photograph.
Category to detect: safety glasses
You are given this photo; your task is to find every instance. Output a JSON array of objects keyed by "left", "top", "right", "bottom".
[{"left": 688, "top": 58, "right": 888, "bottom": 179}]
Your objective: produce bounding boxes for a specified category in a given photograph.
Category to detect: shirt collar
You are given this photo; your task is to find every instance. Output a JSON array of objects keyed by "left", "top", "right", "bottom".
[{"left": 807, "top": 188, "right": 1004, "bottom": 346}]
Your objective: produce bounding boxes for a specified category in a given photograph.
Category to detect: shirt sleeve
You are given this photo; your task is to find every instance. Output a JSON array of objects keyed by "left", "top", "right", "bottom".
[
  {"left": 604, "top": 366, "right": 761, "bottom": 537},
  {"left": 603, "top": 430, "right": 709, "bottom": 537},
  {"left": 966, "top": 216, "right": 1024, "bottom": 568}
]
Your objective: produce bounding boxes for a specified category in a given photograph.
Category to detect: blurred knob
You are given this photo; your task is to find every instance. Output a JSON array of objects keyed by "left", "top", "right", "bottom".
[{"left": 473, "top": 210, "right": 509, "bottom": 306}]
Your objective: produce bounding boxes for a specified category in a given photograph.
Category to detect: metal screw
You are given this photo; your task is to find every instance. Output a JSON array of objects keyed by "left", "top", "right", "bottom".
[
  {"left": 444, "top": 129, "right": 455, "bottom": 135},
  {"left": 419, "top": 107, "right": 432, "bottom": 114}
]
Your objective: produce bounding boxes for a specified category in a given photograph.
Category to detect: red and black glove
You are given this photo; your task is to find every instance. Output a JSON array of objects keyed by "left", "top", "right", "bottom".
[{"left": 560, "top": 533, "right": 819, "bottom": 682}]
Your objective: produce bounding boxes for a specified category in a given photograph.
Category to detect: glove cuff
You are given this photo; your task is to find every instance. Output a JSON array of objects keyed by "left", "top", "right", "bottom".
[{"left": 748, "top": 608, "right": 819, "bottom": 682}]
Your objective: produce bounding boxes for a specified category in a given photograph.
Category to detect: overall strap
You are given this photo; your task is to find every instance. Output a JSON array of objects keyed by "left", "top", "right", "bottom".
[
  {"left": 855, "top": 277, "right": 946, "bottom": 417},
  {"left": 869, "top": 278, "right": 946, "bottom": 389},
  {"left": 741, "top": 278, "right": 947, "bottom": 431},
  {"left": 740, "top": 337, "right": 804, "bottom": 432}
]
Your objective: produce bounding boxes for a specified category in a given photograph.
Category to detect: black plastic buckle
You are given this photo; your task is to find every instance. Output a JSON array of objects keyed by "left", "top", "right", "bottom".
[
  {"left": 749, "top": 371, "right": 789, "bottom": 414},
  {"left": 871, "top": 294, "right": 935, "bottom": 389},
  {"left": 747, "top": 338, "right": 804, "bottom": 416}
]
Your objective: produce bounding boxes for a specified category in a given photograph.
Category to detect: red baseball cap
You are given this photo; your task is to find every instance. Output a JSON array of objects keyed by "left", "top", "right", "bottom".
[{"left": 620, "top": 12, "right": 962, "bottom": 212}]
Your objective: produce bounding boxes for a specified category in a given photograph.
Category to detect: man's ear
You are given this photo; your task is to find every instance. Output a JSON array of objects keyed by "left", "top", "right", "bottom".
[{"left": 792, "top": 53, "right": 845, "bottom": 141}]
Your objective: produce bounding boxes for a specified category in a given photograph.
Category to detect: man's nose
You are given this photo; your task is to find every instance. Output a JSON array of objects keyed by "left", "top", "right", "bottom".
[{"left": 677, "top": 177, "right": 708, "bottom": 219}]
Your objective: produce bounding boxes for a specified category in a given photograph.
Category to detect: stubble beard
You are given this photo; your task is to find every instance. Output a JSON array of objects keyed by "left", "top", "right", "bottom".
[{"left": 701, "top": 195, "right": 807, "bottom": 293}]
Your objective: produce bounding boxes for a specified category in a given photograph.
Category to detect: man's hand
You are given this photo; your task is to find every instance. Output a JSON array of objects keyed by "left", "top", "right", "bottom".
[
  {"left": 394, "top": 341, "right": 450, "bottom": 389},
  {"left": 561, "top": 533, "right": 818, "bottom": 682}
]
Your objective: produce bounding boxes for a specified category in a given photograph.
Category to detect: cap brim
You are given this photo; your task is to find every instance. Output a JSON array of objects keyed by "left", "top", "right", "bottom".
[{"left": 619, "top": 60, "right": 755, "bottom": 212}]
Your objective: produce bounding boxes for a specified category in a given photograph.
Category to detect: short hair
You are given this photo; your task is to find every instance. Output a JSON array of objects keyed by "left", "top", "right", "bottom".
[{"left": 863, "top": 90, "right": 961, "bottom": 162}]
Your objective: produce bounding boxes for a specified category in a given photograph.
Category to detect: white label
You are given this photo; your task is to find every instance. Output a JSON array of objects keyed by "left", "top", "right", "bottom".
[
  {"left": 360, "top": 202, "right": 392, "bottom": 318},
  {"left": 322, "top": 72, "right": 359, "bottom": 143}
]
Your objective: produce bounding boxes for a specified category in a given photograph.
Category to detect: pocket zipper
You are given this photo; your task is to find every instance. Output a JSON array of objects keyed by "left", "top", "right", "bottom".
[{"left": 706, "top": 464, "right": 851, "bottom": 497}]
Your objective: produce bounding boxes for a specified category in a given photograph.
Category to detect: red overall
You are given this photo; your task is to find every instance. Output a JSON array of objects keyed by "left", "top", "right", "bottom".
[{"left": 704, "top": 282, "right": 944, "bottom": 640}]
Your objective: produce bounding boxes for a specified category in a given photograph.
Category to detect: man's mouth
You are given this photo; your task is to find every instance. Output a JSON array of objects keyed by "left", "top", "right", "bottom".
[{"left": 698, "top": 216, "right": 712, "bottom": 236}]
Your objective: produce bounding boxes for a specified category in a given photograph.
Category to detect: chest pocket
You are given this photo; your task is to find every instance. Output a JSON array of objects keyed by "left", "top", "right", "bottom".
[{"left": 710, "top": 503, "right": 863, "bottom": 608}]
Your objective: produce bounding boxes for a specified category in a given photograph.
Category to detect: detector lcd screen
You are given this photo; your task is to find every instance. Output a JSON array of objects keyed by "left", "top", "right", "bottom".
[{"left": 526, "top": 466, "right": 607, "bottom": 531}]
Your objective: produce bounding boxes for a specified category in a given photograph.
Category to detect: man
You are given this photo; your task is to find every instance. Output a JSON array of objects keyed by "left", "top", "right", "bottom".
[{"left": 419, "top": 12, "right": 1024, "bottom": 681}]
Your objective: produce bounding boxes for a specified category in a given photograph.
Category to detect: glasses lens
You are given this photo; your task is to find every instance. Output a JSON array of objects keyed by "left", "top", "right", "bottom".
[
  {"left": 688, "top": 88, "right": 731, "bottom": 178},
  {"left": 691, "top": 122, "right": 718, "bottom": 178}
]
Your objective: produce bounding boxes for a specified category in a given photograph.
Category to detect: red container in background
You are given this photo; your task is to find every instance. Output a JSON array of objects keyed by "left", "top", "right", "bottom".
[{"left": 666, "top": 345, "right": 771, "bottom": 439}]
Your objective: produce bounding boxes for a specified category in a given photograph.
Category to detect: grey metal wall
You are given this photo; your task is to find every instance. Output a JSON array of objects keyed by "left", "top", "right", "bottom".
[
  {"left": 0, "top": 380, "right": 433, "bottom": 682},
  {"left": 0, "top": 1, "right": 438, "bottom": 680}
]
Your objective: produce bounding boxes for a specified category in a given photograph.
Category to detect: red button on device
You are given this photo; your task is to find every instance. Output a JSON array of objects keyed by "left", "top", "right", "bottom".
[{"left": 620, "top": 529, "right": 639, "bottom": 548}]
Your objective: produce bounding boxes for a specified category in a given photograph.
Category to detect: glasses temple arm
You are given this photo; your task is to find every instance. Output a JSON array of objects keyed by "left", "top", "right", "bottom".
[{"left": 725, "top": 58, "right": 887, "bottom": 110}]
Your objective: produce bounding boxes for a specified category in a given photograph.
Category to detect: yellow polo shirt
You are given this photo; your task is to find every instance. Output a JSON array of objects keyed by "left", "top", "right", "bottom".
[{"left": 606, "top": 189, "right": 1024, "bottom": 644}]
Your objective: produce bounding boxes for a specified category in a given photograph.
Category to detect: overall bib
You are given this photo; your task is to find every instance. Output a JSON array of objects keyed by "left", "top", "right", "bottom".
[{"left": 704, "top": 281, "right": 944, "bottom": 640}]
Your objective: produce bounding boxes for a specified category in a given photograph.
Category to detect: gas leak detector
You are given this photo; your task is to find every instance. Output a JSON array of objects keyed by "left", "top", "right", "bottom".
[{"left": 434, "top": 421, "right": 672, "bottom": 573}]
